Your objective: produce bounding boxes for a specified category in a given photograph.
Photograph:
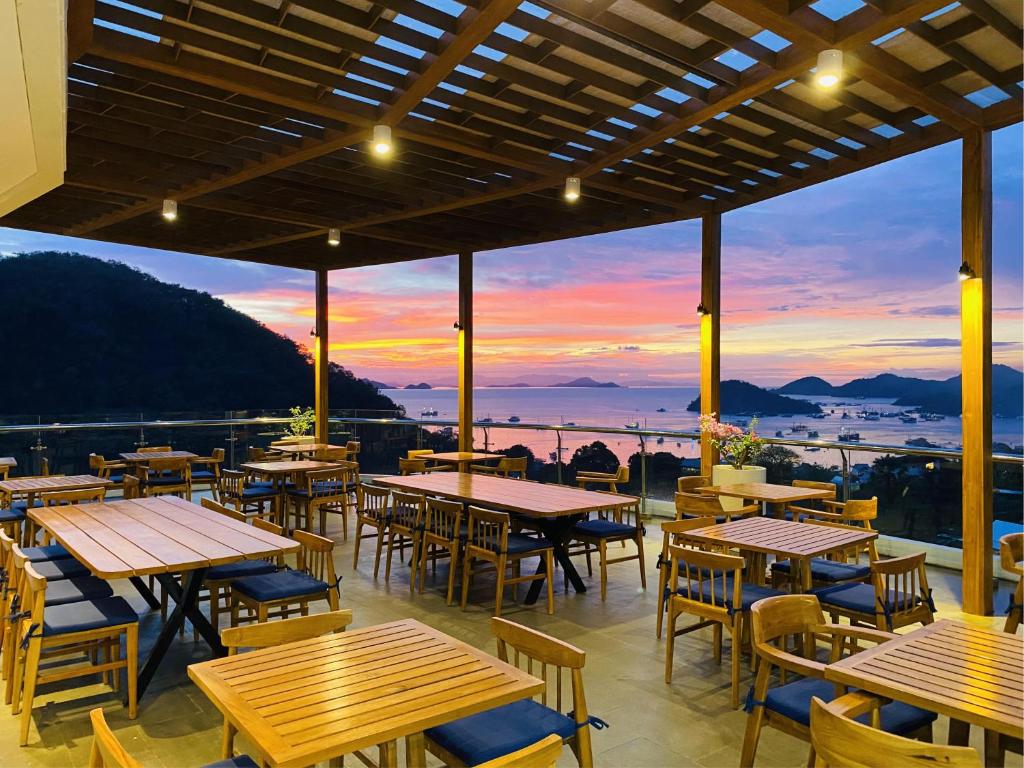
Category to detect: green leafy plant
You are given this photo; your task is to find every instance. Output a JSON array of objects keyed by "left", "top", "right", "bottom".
[
  {"left": 286, "top": 406, "right": 316, "bottom": 437},
  {"left": 699, "top": 413, "right": 764, "bottom": 469}
]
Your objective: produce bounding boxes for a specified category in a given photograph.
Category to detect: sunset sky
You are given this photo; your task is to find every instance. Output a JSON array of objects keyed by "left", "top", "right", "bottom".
[{"left": 2, "top": 124, "right": 1021, "bottom": 388}]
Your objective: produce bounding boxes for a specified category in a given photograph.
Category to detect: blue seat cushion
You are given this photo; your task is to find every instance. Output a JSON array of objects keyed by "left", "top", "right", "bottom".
[
  {"left": 108, "top": 474, "right": 126, "bottom": 485},
  {"left": 191, "top": 470, "right": 217, "bottom": 480},
  {"left": 32, "top": 558, "right": 91, "bottom": 581},
  {"left": 573, "top": 518, "right": 636, "bottom": 538},
  {"left": 0, "top": 508, "right": 27, "bottom": 524},
  {"left": 44, "top": 576, "right": 114, "bottom": 606},
  {"left": 288, "top": 481, "right": 354, "bottom": 498},
  {"left": 689, "top": 577, "right": 785, "bottom": 612},
  {"left": 147, "top": 475, "right": 186, "bottom": 486},
  {"left": 772, "top": 558, "right": 870, "bottom": 583},
  {"left": 232, "top": 570, "right": 329, "bottom": 602},
  {"left": 11, "top": 500, "right": 43, "bottom": 513},
  {"left": 470, "top": 532, "right": 551, "bottom": 556},
  {"left": 239, "top": 487, "right": 278, "bottom": 501},
  {"left": 764, "top": 677, "right": 936, "bottom": 734},
  {"left": 21, "top": 544, "right": 72, "bottom": 562},
  {"left": 812, "top": 583, "right": 922, "bottom": 615},
  {"left": 42, "top": 596, "right": 138, "bottom": 636},
  {"left": 425, "top": 699, "right": 575, "bottom": 766},
  {"left": 202, "top": 755, "right": 259, "bottom": 768},
  {"left": 205, "top": 559, "right": 278, "bottom": 581}
]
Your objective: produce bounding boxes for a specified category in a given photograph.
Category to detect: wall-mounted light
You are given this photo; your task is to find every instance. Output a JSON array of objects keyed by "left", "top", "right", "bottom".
[
  {"left": 161, "top": 199, "right": 178, "bottom": 221},
  {"left": 309, "top": 328, "right": 318, "bottom": 338},
  {"left": 453, "top": 321, "right": 463, "bottom": 330},
  {"left": 372, "top": 124, "right": 393, "bottom": 156},
  {"left": 696, "top": 303, "right": 710, "bottom": 317},
  {"left": 814, "top": 49, "right": 843, "bottom": 88},
  {"left": 327, "top": 227, "right": 341, "bottom": 247},
  {"left": 958, "top": 261, "right": 975, "bottom": 281},
  {"left": 564, "top": 176, "right": 581, "bottom": 202}
]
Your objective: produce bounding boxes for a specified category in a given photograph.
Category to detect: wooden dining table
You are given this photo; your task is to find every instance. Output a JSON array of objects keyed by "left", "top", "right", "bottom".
[
  {"left": 698, "top": 481, "right": 833, "bottom": 518},
  {"left": 427, "top": 451, "right": 502, "bottom": 472},
  {"left": 375, "top": 473, "right": 637, "bottom": 602},
  {"left": 271, "top": 443, "right": 348, "bottom": 458},
  {"left": 29, "top": 496, "right": 298, "bottom": 700},
  {"left": 188, "top": 618, "right": 543, "bottom": 768},
  {"left": 0, "top": 474, "right": 113, "bottom": 537},
  {"left": 119, "top": 450, "right": 198, "bottom": 462},
  {"left": 677, "top": 516, "right": 877, "bottom": 590},
  {"left": 825, "top": 619, "right": 1023, "bottom": 766}
]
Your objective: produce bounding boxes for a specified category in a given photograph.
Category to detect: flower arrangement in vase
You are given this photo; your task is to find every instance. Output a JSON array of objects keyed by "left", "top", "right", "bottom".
[{"left": 698, "top": 413, "right": 764, "bottom": 469}]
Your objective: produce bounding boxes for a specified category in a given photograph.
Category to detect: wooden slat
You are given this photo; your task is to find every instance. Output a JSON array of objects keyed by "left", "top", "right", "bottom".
[{"left": 680, "top": 516, "right": 877, "bottom": 559}]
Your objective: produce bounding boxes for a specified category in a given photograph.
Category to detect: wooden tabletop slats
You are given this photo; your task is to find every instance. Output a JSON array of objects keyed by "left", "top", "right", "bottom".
[
  {"left": 119, "top": 451, "right": 198, "bottom": 462},
  {"left": 0, "top": 457, "right": 16, "bottom": 469},
  {"left": 29, "top": 497, "right": 299, "bottom": 579},
  {"left": 698, "top": 482, "right": 833, "bottom": 504},
  {"left": 375, "top": 473, "right": 636, "bottom": 518},
  {"left": 273, "top": 444, "right": 346, "bottom": 455},
  {"left": 0, "top": 474, "right": 112, "bottom": 494},
  {"left": 429, "top": 452, "right": 501, "bottom": 462},
  {"left": 241, "top": 460, "right": 339, "bottom": 475},
  {"left": 188, "top": 619, "right": 544, "bottom": 767},
  {"left": 681, "top": 516, "right": 877, "bottom": 559},
  {"left": 826, "top": 620, "right": 1024, "bottom": 739}
]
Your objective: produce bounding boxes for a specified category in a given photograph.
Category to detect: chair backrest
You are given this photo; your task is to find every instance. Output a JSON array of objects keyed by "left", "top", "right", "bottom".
[
  {"left": 466, "top": 506, "right": 510, "bottom": 552},
  {"left": 841, "top": 497, "right": 878, "bottom": 525},
  {"left": 195, "top": 448, "right": 226, "bottom": 464},
  {"left": 399, "top": 457, "right": 427, "bottom": 475},
  {"left": 303, "top": 466, "right": 353, "bottom": 499},
  {"left": 1000, "top": 532, "right": 1024, "bottom": 574},
  {"left": 425, "top": 497, "right": 463, "bottom": 539},
  {"left": 145, "top": 457, "right": 190, "bottom": 479},
  {"left": 872, "top": 551, "right": 932, "bottom": 616},
  {"left": 498, "top": 457, "right": 528, "bottom": 478},
  {"left": 804, "top": 518, "right": 879, "bottom": 562},
  {"left": 220, "top": 468, "right": 246, "bottom": 497},
  {"left": 315, "top": 447, "right": 348, "bottom": 461},
  {"left": 792, "top": 479, "right": 837, "bottom": 499},
  {"left": 615, "top": 466, "right": 629, "bottom": 483},
  {"left": 674, "top": 491, "right": 725, "bottom": 519},
  {"left": 88, "top": 708, "right": 144, "bottom": 768},
  {"left": 407, "top": 449, "right": 435, "bottom": 460},
  {"left": 253, "top": 517, "right": 285, "bottom": 565},
  {"left": 247, "top": 447, "right": 267, "bottom": 462},
  {"left": 476, "top": 735, "right": 563, "bottom": 768},
  {"left": 809, "top": 697, "right": 980, "bottom": 768},
  {"left": 668, "top": 544, "right": 745, "bottom": 613},
  {"left": 749, "top": 594, "right": 828, "bottom": 676},
  {"left": 293, "top": 529, "right": 337, "bottom": 587},
  {"left": 345, "top": 440, "right": 360, "bottom": 456},
  {"left": 122, "top": 474, "right": 141, "bottom": 500},
  {"left": 660, "top": 516, "right": 720, "bottom": 556},
  {"left": 221, "top": 610, "right": 354, "bottom": 656},
  {"left": 88, "top": 453, "right": 106, "bottom": 473},
  {"left": 491, "top": 617, "right": 590, "bottom": 735},
  {"left": 202, "top": 496, "right": 246, "bottom": 523},
  {"left": 41, "top": 487, "right": 106, "bottom": 506},
  {"left": 390, "top": 491, "right": 425, "bottom": 530},
  {"left": 677, "top": 475, "right": 710, "bottom": 493},
  {"left": 138, "top": 446, "right": 172, "bottom": 453},
  {"left": 357, "top": 484, "right": 390, "bottom": 522}
]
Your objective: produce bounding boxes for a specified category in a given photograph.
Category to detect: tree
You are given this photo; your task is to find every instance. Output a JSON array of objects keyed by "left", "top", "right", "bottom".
[
  {"left": 759, "top": 445, "right": 800, "bottom": 485},
  {"left": 569, "top": 441, "right": 619, "bottom": 475}
]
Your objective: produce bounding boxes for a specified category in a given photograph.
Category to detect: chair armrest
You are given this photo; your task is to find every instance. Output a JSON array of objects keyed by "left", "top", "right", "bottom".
[
  {"left": 576, "top": 471, "right": 614, "bottom": 480},
  {"left": 757, "top": 643, "right": 827, "bottom": 677},
  {"left": 805, "top": 510, "right": 845, "bottom": 522},
  {"left": 470, "top": 464, "right": 498, "bottom": 474},
  {"left": 105, "top": 461, "right": 129, "bottom": 471},
  {"left": 731, "top": 504, "right": 761, "bottom": 518},
  {"left": 825, "top": 691, "right": 884, "bottom": 720},
  {"left": 821, "top": 500, "right": 846, "bottom": 510},
  {"left": 814, "top": 623, "right": 898, "bottom": 646}
]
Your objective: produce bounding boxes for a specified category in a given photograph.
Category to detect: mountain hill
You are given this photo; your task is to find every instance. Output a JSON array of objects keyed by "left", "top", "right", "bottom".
[
  {"left": 775, "top": 366, "right": 1023, "bottom": 417},
  {"left": 552, "top": 377, "right": 621, "bottom": 388},
  {"left": 0, "top": 252, "right": 399, "bottom": 415},
  {"left": 687, "top": 380, "right": 822, "bottom": 416}
]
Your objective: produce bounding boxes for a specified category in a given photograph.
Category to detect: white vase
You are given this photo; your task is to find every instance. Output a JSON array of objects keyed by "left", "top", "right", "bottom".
[{"left": 711, "top": 464, "right": 767, "bottom": 512}]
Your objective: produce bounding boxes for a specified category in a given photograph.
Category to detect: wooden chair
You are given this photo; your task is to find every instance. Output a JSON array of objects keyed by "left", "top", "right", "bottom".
[
  {"left": 461, "top": 506, "right": 554, "bottom": 616},
  {"left": 345, "top": 440, "right": 360, "bottom": 460},
  {"left": 88, "top": 453, "right": 127, "bottom": 490},
  {"left": 664, "top": 543, "right": 785, "bottom": 708},
  {"left": 476, "top": 735, "right": 563, "bottom": 768},
  {"left": 472, "top": 457, "right": 528, "bottom": 478},
  {"left": 575, "top": 465, "right": 628, "bottom": 493},
  {"left": 12, "top": 561, "right": 139, "bottom": 745},
  {"left": 141, "top": 457, "right": 191, "bottom": 499},
  {"left": 121, "top": 474, "right": 141, "bottom": 500},
  {"left": 419, "top": 497, "right": 464, "bottom": 604},
  {"left": 1000, "top": 532, "right": 1023, "bottom": 634},
  {"left": 352, "top": 484, "right": 390, "bottom": 577},
  {"left": 384, "top": 491, "right": 425, "bottom": 592},
  {"left": 286, "top": 463, "right": 357, "bottom": 537},
  {"left": 770, "top": 518, "right": 876, "bottom": 589},
  {"left": 230, "top": 528, "right": 339, "bottom": 624},
  {"left": 88, "top": 708, "right": 143, "bottom": 768},
  {"left": 425, "top": 617, "right": 596, "bottom": 768},
  {"left": 657, "top": 517, "right": 716, "bottom": 639},
  {"left": 219, "top": 610, "right": 354, "bottom": 762},
  {"left": 219, "top": 469, "right": 278, "bottom": 523},
  {"left": 803, "top": 496, "right": 877, "bottom": 527},
  {"left": 190, "top": 447, "right": 224, "bottom": 500},
  {"left": 677, "top": 475, "right": 710, "bottom": 493},
  {"left": 810, "top": 695, "right": 980, "bottom": 768},
  {"left": 812, "top": 551, "right": 934, "bottom": 632},
  {"left": 41, "top": 487, "right": 107, "bottom": 506},
  {"left": 785, "top": 480, "right": 838, "bottom": 520},
  {"left": 569, "top": 501, "right": 646, "bottom": 601},
  {"left": 399, "top": 457, "right": 428, "bottom": 475},
  {"left": 740, "top": 594, "right": 936, "bottom": 768},
  {"left": 407, "top": 449, "right": 453, "bottom": 472},
  {"left": 675, "top": 491, "right": 759, "bottom": 523}
]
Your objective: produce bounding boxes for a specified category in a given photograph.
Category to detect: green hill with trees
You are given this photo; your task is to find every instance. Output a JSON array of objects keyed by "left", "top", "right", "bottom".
[{"left": 0, "top": 252, "right": 398, "bottom": 416}]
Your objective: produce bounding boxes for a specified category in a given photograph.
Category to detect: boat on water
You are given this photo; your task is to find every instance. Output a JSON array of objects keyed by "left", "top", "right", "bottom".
[
  {"left": 656, "top": 407, "right": 667, "bottom": 412},
  {"left": 807, "top": 430, "right": 820, "bottom": 439},
  {"left": 508, "top": 415, "right": 520, "bottom": 423},
  {"left": 420, "top": 407, "right": 438, "bottom": 417},
  {"left": 790, "top": 423, "right": 807, "bottom": 432},
  {"left": 863, "top": 413, "right": 881, "bottom": 421},
  {"left": 561, "top": 421, "right": 577, "bottom": 427},
  {"left": 479, "top": 416, "right": 493, "bottom": 423},
  {"left": 656, "top": 437, "right": 664, "bottom": 445},
  {"left": 838, "top": 428, "right": 861, "bottom": 442},
  {"left": 806, "top": 446, "right": 821, "bottom": 452},
  {"left": 775, "top": 430, "right": 784, "bottom": 438},
  {"left": 624, "top": 421, "right": 640, "bottom": 429},
  {"left": 810, "top": 412, "right": 826, "bottom": 419},
  {"left": 920, "top": 413, "right": 946, "bottom": 421},
  {"left": 899, "top": 415, "right": 918, "bottom": 424},
  {"left": 841, "top": 412, "right": 851, "bottom": 420}
]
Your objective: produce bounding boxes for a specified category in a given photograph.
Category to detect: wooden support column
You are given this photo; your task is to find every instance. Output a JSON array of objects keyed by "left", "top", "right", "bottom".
[
  {"left": 314, "top": 268, "right": 329, "bottom": 444},
  {"left": 960, "top": 129, "right": 993, "bottom": 616},
  {"left": 700, "top": 213, "right": 721, "bottom": 477},
  {"left": 457, "top": 251, "right": 474, "bottom": 452}
]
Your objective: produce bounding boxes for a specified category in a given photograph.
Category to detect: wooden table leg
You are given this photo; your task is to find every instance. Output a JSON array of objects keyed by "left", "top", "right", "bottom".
[
  {"left": 405, "top": 733, "right": 426, "bottom": 768},
  {"left": 949, "top": 718, "right": 971, "bottom": 746},
  {"left": 378, "top": 741, "right": 398, "bottom": 768},
  {"left": 983, "top": 729, "right": 1004, "bottom": 768},
  {"left": 768, "top": 502, "right": 786, "bottom": 519},
  {"left": 525, "top": 515, "right": 584, "bottom": 603}
]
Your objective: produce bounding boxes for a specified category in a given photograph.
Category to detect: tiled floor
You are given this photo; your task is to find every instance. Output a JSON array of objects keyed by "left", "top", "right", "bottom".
[{"left": 0, "top": 510, "right": 1018, "bottom": 768}]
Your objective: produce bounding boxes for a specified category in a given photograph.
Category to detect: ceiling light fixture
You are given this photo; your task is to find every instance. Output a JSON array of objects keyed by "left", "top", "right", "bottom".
[
  {"left": 161, "top": 199, "right": 178, "bottom": 221},
  {"left": 327, "top": 227, "right": 341, "bottom": 247},
  {"left": 564, "top": 176, "right": 581, "bottom": 202},
  {"left": 814, "top": 49, "right": 843, "bottom": 88},
  {"left": 372, "top": 124, "right": 393, "bottom": 156}
]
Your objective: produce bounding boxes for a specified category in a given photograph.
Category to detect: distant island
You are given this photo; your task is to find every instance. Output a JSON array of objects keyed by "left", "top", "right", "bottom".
[
  {"left": 486, "top": 383, "right": 532, "bottom": 388},
  {"left": 404, "top": 382, "right": 433, "bottom": 390},
  {"left": 365, "top": 379, "right": 397, "bottom": 391},
  {"left": 687, "top": 380, "right": 822, "bottom": 416},
  {"left": 776, "top": 366, "right": 1023, "bottom": 418},
  {"left": 552, "top": 377, "right": 622, "bottom": 388}
]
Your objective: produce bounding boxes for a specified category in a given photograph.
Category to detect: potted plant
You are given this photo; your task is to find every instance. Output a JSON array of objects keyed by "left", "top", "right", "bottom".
[
  {"left": 699, "top": 413, "right": 766, "bottom": 511},
  {"left": 286, "top": 406, "right": 316, "bottom": 439}
]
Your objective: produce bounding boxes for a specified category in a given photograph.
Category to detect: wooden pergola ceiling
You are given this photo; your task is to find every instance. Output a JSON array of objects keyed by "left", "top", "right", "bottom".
[{"left": 2, "top": 0, "right": 1020, "bottom": 270}]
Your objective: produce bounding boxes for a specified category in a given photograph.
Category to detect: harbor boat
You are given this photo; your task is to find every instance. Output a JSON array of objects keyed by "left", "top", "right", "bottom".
[
  {"left": 775, "top": 430, "right": 784, "bottom": 438},
  {"left": 810, "top": 413, "right": 826, "bottom": 419},
  {"left": 656, "top": 407, "right": 667, "bottom": 412},
  {"left": 899, "top": 415, "right": 918, "bottom": 424},
  {"left": 838, "top": 428, "right": 861, "bottom": 442},
  {"left": 508, "top": 415, "right": 520, "bottom": 423},
  {"left": 479, "top": 416, "right": 493, "bottom": 423},
  {"left": 624, "top": 421, "right": 640, "bottom": 429},
  {"left": 807, "top": 430, "right": 820, "bottom": 439},
  {"left": 841, "top": 412, "right": 851, "bottom": 420},
  {"left": 420, "top": 407, "right": 438, "bottom": 417},
  {"left": 562, "top": 421, "right": 577, "bottom": 427},
  {"left": 806, "top": 446, "right": 821, "bottom": 452},
  {"left": 790, "top": 423, "right": 807, "bottom": 432},
  {"left": 656, "top": 437, "right": 665, "bottom": 445}
]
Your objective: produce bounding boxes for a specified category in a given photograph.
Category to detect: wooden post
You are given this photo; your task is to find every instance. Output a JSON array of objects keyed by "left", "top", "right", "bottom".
[
  {"left": 700, "top": 213, "right": 721, "bottom": 477},
  {"left": 960, "top": 129, "right": 993, "bottom": 616},
  {"left": 457, "top": 251, "right": 473, "bottom": 452},
  {"left": 314, "top": 267, "right": 329, "bottom": 444}
]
